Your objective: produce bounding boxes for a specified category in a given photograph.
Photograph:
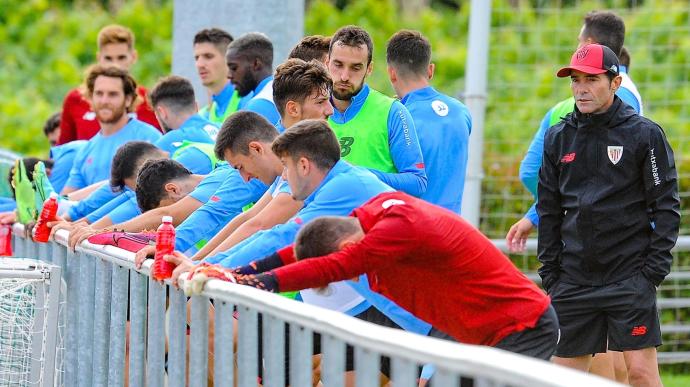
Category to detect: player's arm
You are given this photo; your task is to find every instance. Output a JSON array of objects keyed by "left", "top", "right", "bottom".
[
  {"left": 642, "top": 125, "right": 680, "bottom": 286},
  {"left": 536, "top": 130, "right": 563, "bottom": 292},
  {"left": 60, "top": 150, "right": 88, "bottom": 195},
  {"left": 191, "top": 189, "right": 274, "bottom": 260},
  {"left": 205, "top": 193, "right": 302, "bottom": 258},
  {"left": 367, "top": 102, "right": 427, "bottom": 196},
  {"left": 251, "top": 211, "right": 413, "bottom": 293}
]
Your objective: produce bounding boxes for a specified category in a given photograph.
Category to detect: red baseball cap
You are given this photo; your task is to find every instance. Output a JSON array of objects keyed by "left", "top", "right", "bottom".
[{"left": 557, "top": 44, "right": 620, "bottom": 78}]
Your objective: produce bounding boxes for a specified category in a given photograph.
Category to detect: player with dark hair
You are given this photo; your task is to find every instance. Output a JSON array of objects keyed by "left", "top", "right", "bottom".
[{"left": 289, "top": 35, "right": 331, "bottom": 63}]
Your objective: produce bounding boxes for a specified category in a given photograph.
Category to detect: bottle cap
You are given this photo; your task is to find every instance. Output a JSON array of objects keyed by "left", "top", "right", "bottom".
[
  {"left": 49, "top": 192, "right": 59, "bottom": 199},
  {"left": 162, "top": 216, "right": 173, "bottom": 223}
]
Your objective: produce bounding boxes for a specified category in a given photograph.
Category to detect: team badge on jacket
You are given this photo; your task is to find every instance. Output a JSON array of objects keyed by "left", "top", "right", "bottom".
[{"left": 607, "top": 146, "right": 623, "bottom": 165}]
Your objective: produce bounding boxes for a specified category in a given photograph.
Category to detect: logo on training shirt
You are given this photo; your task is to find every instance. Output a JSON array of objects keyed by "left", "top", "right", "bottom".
[
  {"left": 339, "top": 137, "right": 354, "bottom": 157},
  {"left": 650, "top": 148, "right": 661, "bottom": 186},
  {"left": 560, "top": 152, "right": 576, "bottom": 163},
  {"left": 83, "top": 111, "right": 96, "bottom": 121},
  {"left": 210, "top": 195, "right": 220, "bottom": 202},
  {"left": 631, "top": 325, "right": 647, "bottom": 336},
  {"left": 86, "top": 157, "right": 93, "bottom": 165},
  {"left": 381, "top": 199, "right": 405, "bottom": 209},
  {"left": 431, "top": 100, "right": 449, "bottom": 117},
  {"left": 607, "top": 146, "right": 623, "bottom": 165},
  {"left": 203, "top": 124, "right": 219, "bottom": 140}
]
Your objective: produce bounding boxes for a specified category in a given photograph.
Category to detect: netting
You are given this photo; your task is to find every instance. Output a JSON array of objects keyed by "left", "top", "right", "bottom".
[{"left": 0, "top": 278, "right": 41, "bottom": 386}]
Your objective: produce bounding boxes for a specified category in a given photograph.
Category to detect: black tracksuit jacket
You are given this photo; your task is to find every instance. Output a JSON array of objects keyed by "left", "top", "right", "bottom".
[{"left": 537, "top": 96, "right": 680, "bottom": 291}]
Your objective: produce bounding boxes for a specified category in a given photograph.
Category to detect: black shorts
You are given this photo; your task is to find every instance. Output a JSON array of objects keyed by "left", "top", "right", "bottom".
[
  {"left": 494, "top": 305, "right": 559, "bottom": 360},
  {"left": 550, "top": 273, "right": 661, "bottom": 357}
]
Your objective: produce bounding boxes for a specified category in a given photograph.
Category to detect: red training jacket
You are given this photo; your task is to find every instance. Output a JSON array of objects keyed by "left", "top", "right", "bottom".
[
  {"left": 58, "top": 86, "right": 160, "bottom": 145},
  {"left": 273, "top": 191, "right": 551, "bottom": 347}
]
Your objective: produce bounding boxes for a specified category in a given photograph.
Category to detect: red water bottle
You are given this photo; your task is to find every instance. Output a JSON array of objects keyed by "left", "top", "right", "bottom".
[
  {"left": 33, "top": 192, "right": 59, "bottom": 243},
  {"left": 153, "top": 216, "right": 176, "bottom": 280},
  {"left": 0, "top": 224, "right": 12, "bottom": 256}
]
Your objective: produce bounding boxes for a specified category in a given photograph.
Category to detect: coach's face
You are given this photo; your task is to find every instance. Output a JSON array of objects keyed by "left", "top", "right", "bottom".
[{"left": 327, "top": 42, "right": 372, "bottom": 102}]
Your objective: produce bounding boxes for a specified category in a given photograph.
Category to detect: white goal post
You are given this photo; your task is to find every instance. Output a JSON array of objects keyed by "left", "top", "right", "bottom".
[{"left": 0, "top": 258, "right": 61, "bottom": 387}]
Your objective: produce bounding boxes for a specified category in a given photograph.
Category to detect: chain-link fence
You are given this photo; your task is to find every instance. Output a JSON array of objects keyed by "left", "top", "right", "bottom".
[{"left": 482, "top": 0, "right": 690, "bottom": 364}]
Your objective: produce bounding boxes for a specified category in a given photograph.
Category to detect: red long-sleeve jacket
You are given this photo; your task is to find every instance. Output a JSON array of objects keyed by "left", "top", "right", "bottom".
[
  {"left": 273, "top": 191, "right": 551, "bottom": 346},
  {"left": 58, "top": 86, "right": 160, "bottom": 144}
]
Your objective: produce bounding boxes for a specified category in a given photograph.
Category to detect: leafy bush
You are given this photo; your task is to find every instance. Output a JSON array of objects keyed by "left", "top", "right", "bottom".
[{"left": 0, "top": 0, "right": 172, "bottom": 157}]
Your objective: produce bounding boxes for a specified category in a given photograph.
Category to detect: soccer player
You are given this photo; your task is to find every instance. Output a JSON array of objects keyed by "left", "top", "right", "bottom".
[
  {"left": 538, "top": 44, "right": 678, "bottom": 386},
  {"left": 193, "top": 191, "right": 558, "bottom": 361},
  {"left": 386, "top": 30, "right": 471, "bottom": 213},
  {"left": 507, "top": 10, "right": 644, "bottom": 253},
  {"left": 226, "top": 32, "right": 281, "bottom": 125},
  {"left": 149, "top": 75, "right": 217, "bottom": 174},
  {"left": 60, "top": 66, "right": 161, "bottom": 195},
  {"left": 288, "top": 35, "right": 331, "bottom": 63},
  {"left": 326, "top": 26, "right": 427, "bottom": 197},
  {"left": 194, "top": 28, "right": 244, "bottom": 126},
  {"left": 58, "top": 24, "right": 159, "bottom": 144}
]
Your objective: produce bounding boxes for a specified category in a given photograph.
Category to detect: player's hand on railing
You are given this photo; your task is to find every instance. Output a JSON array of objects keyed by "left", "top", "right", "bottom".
[
  {"left": 68, "top": 224, "right": 99, "bottom": 251},
  {"left": 134, "top": 245, "right": 155, "bottom": 269},
  {"left": 47, "top": 216, "right": 74, "bottom": 240},
  {"left": 505, "top": 217, "right": 535, "bottom": 253},
  {"left": 235, "top": 273, "right": 278, "bottom": 293},
  {"left": 0, "top": 211, "right": 17, "bottom": 225},
  {"left": 183, "top": 262, "right": 237, "bottom": 296},
  {"left": 165, "top": 251, "right": 196, "bottom": 288}
]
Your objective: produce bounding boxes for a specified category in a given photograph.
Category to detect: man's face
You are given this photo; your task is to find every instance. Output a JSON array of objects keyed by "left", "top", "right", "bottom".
[
  {"left": 327, "top": 42, "right": 371, "bottom": 101},
  {"left": 280, "top": 155, "right": 311, "bottom": 201},
  {"left": 194, "top": 42, "right": 228, "bottom": 90},
  {"left": 298, "top": 87, "right": 334, "bottom": 120},
  {"left": 570, "top": 70, "right": 618, "bottom": 114},
  {"left": 97, "top": 43, "right": 137, "bottom": 70},
  {"left": 224, "top": 145, "right": 276, "bottom": 185},
  {"left": 226, "top": 48, "right": 257, "bottom": 97},
  {"left": 91, "top": 75, "right": 131, "bottom": 124}
]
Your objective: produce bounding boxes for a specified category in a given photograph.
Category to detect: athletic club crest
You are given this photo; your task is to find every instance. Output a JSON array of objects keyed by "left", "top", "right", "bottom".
[{"left": 607, "top": 146, "right": 623, "bottom": 165}]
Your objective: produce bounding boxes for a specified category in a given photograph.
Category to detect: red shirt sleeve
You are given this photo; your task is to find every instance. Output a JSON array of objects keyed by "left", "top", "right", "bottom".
[
  {"left": 58, "top": 90, "right": 79, "bottom": 145},
  {"left": 276, "top": 245, "right": 296, "bottom": 265},
  {"left": 134, "top": 86, "right": 161, "bottom": 131},
  {"left": 272, "top": 208, "right": 414, "bottom": 292}
]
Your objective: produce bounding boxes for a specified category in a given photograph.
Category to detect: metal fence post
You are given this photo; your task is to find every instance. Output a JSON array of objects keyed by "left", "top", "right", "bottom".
[
  {"left": 146, "top": 278, "right": 166, "bottom": 387},
  {"left": 168, "top": 286, "right": 188, "bottom": 387},
  {"left": 107, "top": 264, "right": 129, "bottom": 387},
  {"left": 77, "top": 253, "right": 96, "bottom": 387},
  {"left": 92, "top": 258, "right": 113, "bottom": 386},
  {"left": 190, "top": 295, "right": 210, "bottom": 387},
  {"left": 129, "top": 271, "right": 148, "bottom": 387}
]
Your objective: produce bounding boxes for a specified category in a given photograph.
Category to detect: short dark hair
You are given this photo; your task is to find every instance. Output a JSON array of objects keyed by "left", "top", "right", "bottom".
[
  {"left": 582, "top": 10, "right": 625, "bottom": 57},
  {"left": 619, "top": 46, "right": 630, "bottom": 68},
  {"left": 149, "top": 75, "right": 196, "bottom": 113},
  {"left": 43, "top": 112, "right": 61, "bottom": 136},
  {"left": 271, "top": 119, "right": 340, "bottom": 170},
  {"left": 135, "top": 159, "right": 191, "bottom": 211},
  {"left": 386, "top": 30, "right": 431, "bottom": 77},
  {"left": 110, "top": 141, "right": 165, "bottom": 193},
  {"left": 193, "top": 28, "right": 233, "bottom": 53},
  {"left": 294, "top": 216, "right": 360, "bottom": 260},
  {"left": 86, "top": 65, "right": 139, "bottom": 112},
  {"left": 228, "top": 32, "right": 274, "bottom": 68},
  {"left": 330, "top": 25, "right": 373, "bottom": 65},
  {"left": 289, "top": 35, "right": 332, "bottom": 62},
  {"left": 273, "top": 59, "right": 332, "bottom": 116},
  {"left": 214, "top": 111, "right": 279, "bottom": 159}
]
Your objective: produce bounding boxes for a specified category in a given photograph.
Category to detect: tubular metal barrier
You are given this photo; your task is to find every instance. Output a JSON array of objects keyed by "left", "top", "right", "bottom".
[{"left": 8, "top": 224, "right": 623, "bottom": 387}]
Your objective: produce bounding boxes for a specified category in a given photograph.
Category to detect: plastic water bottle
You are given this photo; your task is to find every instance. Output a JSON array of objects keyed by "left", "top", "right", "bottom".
[
  {"left": 0, "top": 224, "right": 12, "bottom": 256},
  {"left": 153, "top": 216, "right": 176, "bottom": 280},
  {"left": 33, "top": 192, "right": 58, "bottom": 243}
]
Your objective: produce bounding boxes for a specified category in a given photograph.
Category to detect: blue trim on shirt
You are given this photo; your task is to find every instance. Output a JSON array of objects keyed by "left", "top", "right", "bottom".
[{"left": 212, "top": 82, "right": 236, "bottom": 117}]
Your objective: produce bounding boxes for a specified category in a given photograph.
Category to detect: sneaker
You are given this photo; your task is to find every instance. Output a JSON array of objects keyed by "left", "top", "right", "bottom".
[
  {"left": 33, "top": 161, "right": 55, "bottom": 213},
  {"left": 13, "top": 159, "right": 36, "bottom": 224},
  {"left": 87, "top": 231, "right": 156, "bottom": 253}
]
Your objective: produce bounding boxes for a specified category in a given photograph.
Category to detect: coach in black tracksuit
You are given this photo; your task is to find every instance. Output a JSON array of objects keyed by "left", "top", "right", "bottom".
[{"left": 537, "top": 44, "right": 679, "bottom": 386}]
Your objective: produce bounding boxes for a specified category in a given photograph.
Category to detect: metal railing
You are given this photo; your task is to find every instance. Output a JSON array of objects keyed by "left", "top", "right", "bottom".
[{"left": 9, "top": 225, "right": 622, "bottom": 387}]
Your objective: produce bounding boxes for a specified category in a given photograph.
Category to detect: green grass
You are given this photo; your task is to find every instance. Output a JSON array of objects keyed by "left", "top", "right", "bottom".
[{"left": 661, "top": 371, "right": 690, "bottom": 387}]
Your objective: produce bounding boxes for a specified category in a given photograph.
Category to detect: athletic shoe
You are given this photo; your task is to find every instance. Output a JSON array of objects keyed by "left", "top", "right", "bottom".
[
  {"left": 33, "top": 161, "right": 55, "bottom": 213},
  {"left": 87, "top": 231, "right": 156, "bottom": 253},
  {"left": 13, "top": 159, "right": 37, "bottom": 224}
]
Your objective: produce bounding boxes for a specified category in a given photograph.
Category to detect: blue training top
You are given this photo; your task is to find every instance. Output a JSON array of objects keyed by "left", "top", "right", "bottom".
[
  {"left": 67, "top": 182, "right": 120, "bottom": 221},
  {"left": 205, "top": 160, "right": 394, "bottom": 267},
  {"left": 401, "top": 86, "right": 471, "bottom": 213},
  {"left": 520, "top": 69, "right": 644, "bottom": 226},
  {"left": 175, "top": 169, "right": 267, "bottom": 254},
  {"left": 187, "top": 163, "right": 233, "bottom": 203},
  {"left": 241, "top": 76, "right": 280, "bottom": 125},
  {"left": 154, "top": 115, "right": 215, "bottom": 155},
  {"left": 50, "top": 140, "right": 87, "bottom": 193},
  {"left": 84, "top": 187, "right": 140, "bottom": 224},
  {"left": 65, "top": 119, "right": 161, "bottom": 190},
  {"left": 329, "top": 84, "right": 427, "bottom": 197}
]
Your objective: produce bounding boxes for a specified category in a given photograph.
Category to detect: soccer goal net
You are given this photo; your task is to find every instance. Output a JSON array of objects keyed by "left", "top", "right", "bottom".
[{"left": 0, "top": 258, "right": 62, "bottom": 387}]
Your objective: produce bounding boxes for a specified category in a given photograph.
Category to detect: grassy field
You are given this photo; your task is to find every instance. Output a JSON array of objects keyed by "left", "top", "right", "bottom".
[{"left": 662, "top": 372, "right": 690, "bottom": 387}]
